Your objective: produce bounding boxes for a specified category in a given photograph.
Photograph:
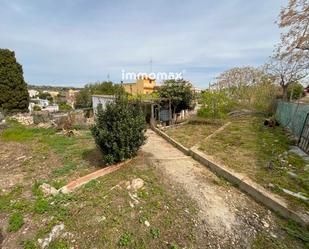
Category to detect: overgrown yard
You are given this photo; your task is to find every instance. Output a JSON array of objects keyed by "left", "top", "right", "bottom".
[
  {"left": 1, "top": 120, "right": 309, "bottom": 249},
  {"left": 200, "top": 115, "right": 309, "bottom": 211},
  {"left": 0, "top": 121, "right": 199, "bottom": 249},
  {"left": 165, "top": 115, "right": 309, "bottom": 212},
  {"left": 165, "top": 118, "right": 225, "bottom": 148}
]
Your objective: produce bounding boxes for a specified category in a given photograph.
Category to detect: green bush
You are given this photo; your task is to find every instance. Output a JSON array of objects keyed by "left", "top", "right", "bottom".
[
  {"left": 198, "top": 90, "right": 235, "bottom": 119},
  {"left": 33, "top": 105, "right": 41, "bottom": 111},
  {"left": 91, "top": 95, "right": 146, "bottom": 165},
  {"left": 59, "top": 103, "right": 72, "bottom": 111},
  {"left": 288, "top": 82, "right": 304, "bottom": 100}
]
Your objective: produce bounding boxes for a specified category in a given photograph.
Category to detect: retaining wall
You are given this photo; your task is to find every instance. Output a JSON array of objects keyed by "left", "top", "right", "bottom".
[{"left": 152, "top": 125, "right": 309, "bottom": 227}]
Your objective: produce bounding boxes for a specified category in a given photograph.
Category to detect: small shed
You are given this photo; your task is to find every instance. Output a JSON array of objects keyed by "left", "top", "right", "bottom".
[{"left": 92, "top": 95, "right": 116, "bottom": 114}]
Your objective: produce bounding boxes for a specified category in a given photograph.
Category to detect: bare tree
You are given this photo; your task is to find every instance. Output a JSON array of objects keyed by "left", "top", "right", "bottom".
[
  {"left": 279, "top": 0, "right": 309, "bottom": 51},
  {"left": 266, "top": 50, "right": 309, "bottom": 100},
  {"left": 215, "top": 67, "right": 266, "bottom": 101}
]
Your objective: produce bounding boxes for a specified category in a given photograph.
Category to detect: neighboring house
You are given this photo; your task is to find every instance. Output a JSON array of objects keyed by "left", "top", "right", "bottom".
[
  {"left": 192, "top": 87, "right": 202, "bottom": 94},
  {"left": 28, "top": 89, "right": 39, "bottom": 98},
  {"left": 66, "top": 89, "right": 80, "bottom": 108},
  {"left": 122, "top": 76, "right": 156, "bottom": 95},
  {"left": 28, "top": 98, "right": 50, "bottom": 112},
  {"left": 92, "top": 95, "right": 116, "bottom": 114},
  {"left": 30, "top": 98, "right": 49, "bottom": 107},
  {"left": 44, "top": 105, "right": 59, "bottom": 112}
]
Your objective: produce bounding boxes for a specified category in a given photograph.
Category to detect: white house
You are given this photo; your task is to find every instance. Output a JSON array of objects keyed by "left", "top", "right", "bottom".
[
  {"left": 28, "top": 89, "right": 39, "bottom": 98},
  {"left": 92, "top": 95, "right": 115, "bottom": 114}
]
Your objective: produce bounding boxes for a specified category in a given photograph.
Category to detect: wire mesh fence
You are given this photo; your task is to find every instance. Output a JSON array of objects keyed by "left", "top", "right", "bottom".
[{"left": 275, "top": 100, "right": 309, "bottom": 138}]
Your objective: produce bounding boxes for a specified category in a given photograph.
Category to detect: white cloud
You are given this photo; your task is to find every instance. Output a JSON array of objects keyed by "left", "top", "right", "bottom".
[{"left": 0, "top": 0, "right": 285, "bottom": 88}]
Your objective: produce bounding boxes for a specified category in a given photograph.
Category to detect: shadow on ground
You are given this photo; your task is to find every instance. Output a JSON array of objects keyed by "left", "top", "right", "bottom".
[{"left": 82, "top": 147, "right": 105, "bottom": 168}]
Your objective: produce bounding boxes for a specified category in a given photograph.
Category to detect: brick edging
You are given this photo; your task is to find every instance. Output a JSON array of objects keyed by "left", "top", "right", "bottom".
[
  {"left": 59, "top": 159, "right": 132, "bottom": 194},
  {"left": 151, "top": 126, "right": 309, "bottom": 227}
]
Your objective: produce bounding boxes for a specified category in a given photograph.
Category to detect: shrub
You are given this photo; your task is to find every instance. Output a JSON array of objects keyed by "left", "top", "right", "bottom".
[
  {"left": 59, "top": 103, "right": 72, "bottom": 111},
  {"left": 91, "top": 95, "right": 146, "bottom": 165},
  {"left": 287, "top": 82, "right": 304, "bottom": 100},
  {"left": 198, "top": 90, "right": 235, "bottom": 119},
  {"left": 33, "top": 105, "right": 41, "bottom": 111}
]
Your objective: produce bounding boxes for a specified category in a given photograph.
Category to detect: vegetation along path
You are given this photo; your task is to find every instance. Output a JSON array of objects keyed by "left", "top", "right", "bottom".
[{"left": 142, "top": 129, "right": 306, "bottom": 248}]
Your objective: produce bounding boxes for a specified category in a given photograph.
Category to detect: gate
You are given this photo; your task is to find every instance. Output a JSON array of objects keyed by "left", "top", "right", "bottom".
[{"left": 298, "top": 112, "right": 309, "bottom": 153}]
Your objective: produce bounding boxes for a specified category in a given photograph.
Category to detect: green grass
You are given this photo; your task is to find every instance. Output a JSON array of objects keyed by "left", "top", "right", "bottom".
[
  {"left": 165, "top": 118, "right": 225, "bottom": 148},
  {"left": 118, "top": 232, "right": 134, "bottom": 246},
  {"left": 7, "top": 212, "right": 24, "bottom": 232},
  {"left": 22, "top": 240, "right": 37, "bottom": 249},
  {"left": 199, "top": 115, "right": 309, "bottom": 210},
  {"left": 1, "top": 121, "right": 97, "bottom": 180},
  {"left": 1, "top": 119, "right": 308, "bottom": 248},
  {"left": 52, "top": 162, "right": 78, "bottom": 176},
  {"left": 1, "top": 120, "right": 54, "bottom": 142}
]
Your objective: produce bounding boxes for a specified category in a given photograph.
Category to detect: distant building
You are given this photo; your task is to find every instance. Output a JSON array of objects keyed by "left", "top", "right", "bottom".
[
  {"left": 122, "top": 76, "right": 156, "bottom": 95},
  {"left": 28, "top": 98, "right": 50, "bottom": 112},
  {"left": 92, "top": 95, "right": 116, "bottom": 114},
  {"left": 192, "top": 87, "right": 202, "bottom": 93},
  {"left": 66, "top": 89, "right": 80, "bottom": 108},
  {"left": 28, "top": 89, "right": 39, "bottom": 98},
  {"left": 44, "top": 105, "right": 59, "bottom": 112}
]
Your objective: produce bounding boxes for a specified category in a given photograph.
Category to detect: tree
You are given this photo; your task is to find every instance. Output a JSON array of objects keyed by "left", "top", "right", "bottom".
[
  {"left": 91, "top": 95, "right": 146, "bottom": 165},
  {"left": 75, "top": 81, "right": 124, "bottom": 108},
  {"left": 215, "top": 67, "right": 266, "bottom": 102},
  {"left": 37, "top": 92, "right": 53, "bottom": 103},
  {"left": 198, "top": 90, "right": 235, "bottom": 119},
  {"left": 0, "top": 49, "right": 29, "bottom": 113},
  {"left": 266, "top": 50, "right": 309, "bottom": 100},
  {"left": 287, "top": 82, "right": 305, "bottom": 100},
  {"left": 75, "top": 88, "right": 92, "bottom": 108},
  {"left": 158, "top": 79, "right": 194, "bottom": 116},
  {"left": 279, "top": 0, "right": 309, "bottom": 51}
]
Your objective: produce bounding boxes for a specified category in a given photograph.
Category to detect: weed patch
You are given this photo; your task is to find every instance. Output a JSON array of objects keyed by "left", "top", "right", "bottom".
[{"left": 7, "top": 212, "right": 24, "bottom": 232}]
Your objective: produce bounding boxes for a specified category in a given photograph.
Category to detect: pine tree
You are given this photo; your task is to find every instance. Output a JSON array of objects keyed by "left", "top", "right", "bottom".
[{"left": 0, "top": 49, "right": 29, "bottom": 113}]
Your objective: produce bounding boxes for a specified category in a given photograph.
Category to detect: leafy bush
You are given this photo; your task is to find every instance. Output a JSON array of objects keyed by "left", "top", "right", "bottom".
[
  {"left": 198, "top": 90, "right": 235, "bottom": 119},
  {"left": 59, "top": 103, "right": 72, "bottom": 111},
  {"left": 33, "top": 105, "right": 41, "bottom": 111},
  {"left": 287, "top": 82, "right": 304, "bottom": 100},
  {"left": 91, "top": 95, "right": 146, "bottom": 165}
]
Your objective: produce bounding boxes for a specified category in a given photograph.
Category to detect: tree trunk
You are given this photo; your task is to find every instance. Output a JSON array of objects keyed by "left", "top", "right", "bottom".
[{"left": 282, "top": 85, "right": 289, "bottom": 101}]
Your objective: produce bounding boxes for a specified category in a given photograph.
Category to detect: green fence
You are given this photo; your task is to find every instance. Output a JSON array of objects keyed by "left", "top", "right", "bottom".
[{"left": 276, "top": 100, "right": 309, "bottom": 137}]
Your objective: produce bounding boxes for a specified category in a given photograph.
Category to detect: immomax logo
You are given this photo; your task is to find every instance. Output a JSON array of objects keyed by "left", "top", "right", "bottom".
[{"left": 121, "top": 70, "right": 185, "bottom": 81}]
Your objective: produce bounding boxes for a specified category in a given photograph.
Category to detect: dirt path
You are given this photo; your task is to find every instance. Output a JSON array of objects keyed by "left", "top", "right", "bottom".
[{"left": 142, "top": 129, "right": 291, "bottom": 248}]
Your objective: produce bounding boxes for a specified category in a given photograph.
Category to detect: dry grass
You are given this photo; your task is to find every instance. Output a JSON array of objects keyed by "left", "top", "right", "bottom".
[
  {"left": 164, "top": 119, "right": 225, "bottom": 148},
  {"left": 199, "top": 115, "right": 309, "bottom": 211}
]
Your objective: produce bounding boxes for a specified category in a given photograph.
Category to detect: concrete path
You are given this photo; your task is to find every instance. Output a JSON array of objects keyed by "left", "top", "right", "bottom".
[{"left": 142, "top": 129, "right": 279, "bottom": 248}]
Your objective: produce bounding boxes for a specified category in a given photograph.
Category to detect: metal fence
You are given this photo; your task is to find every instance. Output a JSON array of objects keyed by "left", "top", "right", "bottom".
[{"left": 276, "top": 100, "right": 309, "bottom": 137}]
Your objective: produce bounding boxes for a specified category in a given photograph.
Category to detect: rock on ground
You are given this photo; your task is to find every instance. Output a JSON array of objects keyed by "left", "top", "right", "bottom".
[
  {"left": 39, "top": 183, "right": 59, "bottom": 196},
  {"left": 127, "top": 178, "right": 144, "bottom": 191},
  {"left": 38, "top": 223, "right": 64, "bottom": 248}
]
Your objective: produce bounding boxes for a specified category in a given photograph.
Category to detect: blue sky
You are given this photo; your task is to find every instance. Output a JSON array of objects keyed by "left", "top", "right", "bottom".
[{"left": 0, "top": 0, "right": 286, "bottom": 88}]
